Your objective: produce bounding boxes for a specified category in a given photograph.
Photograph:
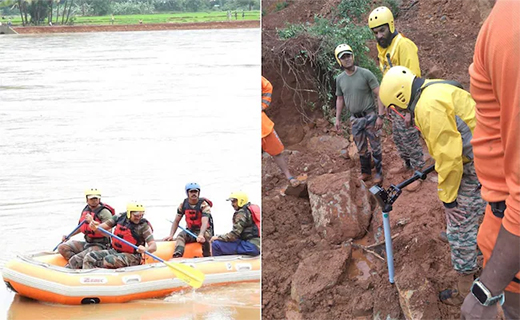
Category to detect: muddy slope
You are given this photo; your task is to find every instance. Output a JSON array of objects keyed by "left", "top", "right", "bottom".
[{"left": 261, "top": 0, "right": 494, "bottom": 319}]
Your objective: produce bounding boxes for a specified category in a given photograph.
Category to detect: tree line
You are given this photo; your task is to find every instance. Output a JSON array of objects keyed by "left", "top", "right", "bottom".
[{"left": 0, "top": 0, "right": 260, "bottom": 26}]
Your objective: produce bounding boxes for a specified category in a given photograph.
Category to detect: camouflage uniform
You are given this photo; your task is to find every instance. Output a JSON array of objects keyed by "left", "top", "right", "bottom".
[
  {"left": 82, "top": 213, "right": 154, "bottom": 269},
  {"left": 83, "top": 248, "right": 142, "bottom": 269},
  {"left": 60, "top": 206, "right": 112, "bottom": 269},
  {"left": 390, "top": 110, "right": 425, "bottom": 170},
  {"left": 212, "top": 204, "right": 260, "bottom": 256},
  {"left": 351, "top": 112, "right": 383, "bottom": 176},
  {"left": 335, "top": 66, "right": 383, "bottom": 178},
  {"left": 175, "top": 229, "right": 213, "bottom": 257},
  {"left": 446, "top": 162, "right": 486, "bottom": 274},
  {"left": 65, "top": 240, "right": 110, "bottom": 269},
  {"left": 173, "top": 200, "right": 213, "bottom": 257}
]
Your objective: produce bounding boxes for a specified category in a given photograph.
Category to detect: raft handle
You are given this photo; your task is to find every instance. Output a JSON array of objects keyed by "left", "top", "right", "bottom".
[{"left": 81, "top": 297, "right": 100, "bottom": 304}]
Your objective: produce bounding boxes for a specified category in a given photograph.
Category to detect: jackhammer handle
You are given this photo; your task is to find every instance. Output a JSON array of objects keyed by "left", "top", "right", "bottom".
[{"left": 396, "top": 164, "right": 435, "bottom": 189}]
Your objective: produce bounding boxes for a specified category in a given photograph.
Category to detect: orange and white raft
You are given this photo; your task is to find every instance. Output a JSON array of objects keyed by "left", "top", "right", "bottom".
[{"left": 2, "top": 241, "right": 260, "bottom": 305}]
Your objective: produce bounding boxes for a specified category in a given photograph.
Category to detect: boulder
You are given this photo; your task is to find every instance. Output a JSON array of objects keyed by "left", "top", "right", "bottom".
[
  {"left": 395, "top": 268, "right": 441, "bottom": 320},
  {"left": 306, "top": 135, "right": 349, "bottom": 155},
  {"left": 290, "top": 247, "right": 351, "bottom": 312},
  {"left": 308, "top": 170, "right": 374, "bottom": 243}
]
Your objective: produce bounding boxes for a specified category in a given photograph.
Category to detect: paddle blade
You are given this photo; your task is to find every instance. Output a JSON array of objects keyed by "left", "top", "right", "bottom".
[{"left": 164, "top": 261, "right": 205, "bottom": 289}]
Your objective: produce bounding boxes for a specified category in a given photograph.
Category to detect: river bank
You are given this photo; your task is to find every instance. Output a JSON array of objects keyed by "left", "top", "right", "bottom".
[{"left": 11, "top": 20, "right": 258, "bottom": 34}]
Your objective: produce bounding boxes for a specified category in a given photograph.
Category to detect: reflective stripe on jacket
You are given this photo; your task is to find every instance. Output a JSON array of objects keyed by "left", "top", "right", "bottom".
[{"left": 262, "top": 76, "right": 275, "bottom": 138}]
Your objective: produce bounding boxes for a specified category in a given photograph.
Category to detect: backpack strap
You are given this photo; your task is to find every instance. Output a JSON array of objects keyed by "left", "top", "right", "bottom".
[{"left": 409, "top": 80, "right": 464, "bottom": 114}]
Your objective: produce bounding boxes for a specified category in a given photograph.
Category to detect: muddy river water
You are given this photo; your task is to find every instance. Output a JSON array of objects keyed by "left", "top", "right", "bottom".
[{"left": 0, "top": 28, "right": 260, "bottom": 319}]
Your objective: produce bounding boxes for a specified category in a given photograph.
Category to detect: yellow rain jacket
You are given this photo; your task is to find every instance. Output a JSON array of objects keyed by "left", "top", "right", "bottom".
[
  {"left": 377, "top": 33, "right": 421, "bottom": 77},
  {"left": 412, "top": 80, "right": 477, "bottom": 204},
  {"left": 261, "top": 76, "right": 275, "bottom": 138}
]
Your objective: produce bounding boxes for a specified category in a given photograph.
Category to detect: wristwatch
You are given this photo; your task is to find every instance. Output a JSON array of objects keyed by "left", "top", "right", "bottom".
[
  {"left": 377, "top": 114, "right": 385, "bottom": 119},
  {"left": 470, "top": 278, "right": 505, "bottom": 306}
]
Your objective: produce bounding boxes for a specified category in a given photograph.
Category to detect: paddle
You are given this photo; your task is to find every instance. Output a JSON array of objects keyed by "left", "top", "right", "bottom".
[
  {"left": 96, "top": 227, "right": 205, "bottom": 289},
  {"left": 179, "top": 225, "right": 198, "bottom": 239},
  {"left": 165, "top": 219, "right": 197, "bottom": 239},
  {"left": 166, "top": 219, "right": 212, "bottom": 256},
  {"left": 53, "top": 220, "right": 86, "bottom": 251}
]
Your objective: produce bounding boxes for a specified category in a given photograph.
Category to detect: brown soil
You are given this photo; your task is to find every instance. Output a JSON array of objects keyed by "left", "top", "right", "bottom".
[
  {"left": 12, "top": 20, "right": 259, "bottom": 34},
  {"left": 261, "top": 0, "right": 495, "bottom": 319}
]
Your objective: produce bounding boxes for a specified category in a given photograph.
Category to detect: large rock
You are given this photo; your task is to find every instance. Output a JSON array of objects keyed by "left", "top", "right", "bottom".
[
  {"left": 395, "top": 267, "right": 441, "bottom": 320},
  {"left": 308, "top": 170, "right": 373, "bottom": 243},
  {"left": 306, "top": 135, "right": 349, "bottom": 156},
  {"left": 290, "top": 247, "right": 351, "bottom": 313}
]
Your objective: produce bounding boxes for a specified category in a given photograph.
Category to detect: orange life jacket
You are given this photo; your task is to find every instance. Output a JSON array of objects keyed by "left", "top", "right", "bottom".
[
  {"left": 112, "top": 215, "right": 153, "bottom": 254},
  {"left": 181, "top": 198, "right": 213, "bottom": 231},
  {"left": 78, "top": 203, "right": 116, "bottom": 238}
]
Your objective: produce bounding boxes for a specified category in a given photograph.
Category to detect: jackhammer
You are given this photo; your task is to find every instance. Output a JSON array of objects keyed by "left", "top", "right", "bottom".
[{"left": 369, "top": 164, "right": 435, "bottom": 283}]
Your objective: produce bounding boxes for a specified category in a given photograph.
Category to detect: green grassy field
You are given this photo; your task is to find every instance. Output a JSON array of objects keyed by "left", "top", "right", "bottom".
[{"left": 5, "top": 11, "right": 260, "bottom": 26}]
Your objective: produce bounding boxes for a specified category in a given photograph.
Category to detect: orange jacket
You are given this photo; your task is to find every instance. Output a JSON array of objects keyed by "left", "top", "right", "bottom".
[
  {"left": 469, "top": 0, "right": 520, "bottom": 236},
  {"left": 261, "top": 76, "right": 275, "bottom": 138}
]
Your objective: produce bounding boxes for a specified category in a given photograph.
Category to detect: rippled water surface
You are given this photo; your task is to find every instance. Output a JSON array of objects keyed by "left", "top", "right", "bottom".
[{"left": 0, "top": 28, "right": 260, "bottom": 320}]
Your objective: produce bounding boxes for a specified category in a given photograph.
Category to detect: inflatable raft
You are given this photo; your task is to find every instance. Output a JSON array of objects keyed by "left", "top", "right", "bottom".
[{"left": 2, "top": 241, "right": 260, "bottom": 305}]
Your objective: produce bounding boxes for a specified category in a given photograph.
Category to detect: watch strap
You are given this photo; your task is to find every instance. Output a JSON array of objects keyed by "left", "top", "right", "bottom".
[{"left": 471, "top": 278, "right": 505, "bottom": 306}]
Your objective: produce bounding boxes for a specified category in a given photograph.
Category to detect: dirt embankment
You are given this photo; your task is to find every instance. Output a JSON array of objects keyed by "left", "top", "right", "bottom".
[
  {"left": 261, "top": 0, "right": 494, "bottom": 319},
  {"left": 12, "top": 20, "right": 259, "bottom": 34}
]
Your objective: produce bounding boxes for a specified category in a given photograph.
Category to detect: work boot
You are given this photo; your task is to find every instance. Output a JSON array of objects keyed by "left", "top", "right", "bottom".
[
  {"left": 440, "top": 273, "right": 475, "bottom": 306},
  {"left": 359, "top": 155, "right": 372, "bottom": 181},
  {"left": 372, "top": 152, "right": 383, "bottom": 185}
]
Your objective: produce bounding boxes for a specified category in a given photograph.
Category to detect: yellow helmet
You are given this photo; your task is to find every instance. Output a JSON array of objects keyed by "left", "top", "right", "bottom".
[
  {"left": 227, "top": 191, "right": 249, "bottom": 208},
  {"left": 84, "top": 188, "right": 101, "bottom": 198},
  {"left": 126, "top": 201, "right": 145, "bottom": 219},
  {"left": 379, "top": 66, "right": 417, "bottom": 110},
  {"left": 334, "top": 44, "right": 354, "bottom": 67},
  {"left": 368, "top": 6, "right": 395, "bottom": 33}
]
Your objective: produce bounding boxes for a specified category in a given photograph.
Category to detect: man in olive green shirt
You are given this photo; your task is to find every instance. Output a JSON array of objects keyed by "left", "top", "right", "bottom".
[{"left": 334, "top": 44, "right": 383, "bottom": 184}]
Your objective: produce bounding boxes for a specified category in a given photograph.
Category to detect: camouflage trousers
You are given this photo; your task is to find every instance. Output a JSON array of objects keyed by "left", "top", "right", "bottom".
[
  {"left": 350, "top": 111, "right": 382, "bottom": 157},
  {"left": 82, "top": 248, "right": 142, "bottom": 269},
  {"left": 174, "top": 229, "right": 212, "bottom": 257},
  {"left": 446, "top": 162, "right": 486, "bottom": 274},
  {"left": 59, "top": 239, "right": 110, "bottom": 269},
  {"left": 390, "top": 110, "right": 425, "bottom": 169}
]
